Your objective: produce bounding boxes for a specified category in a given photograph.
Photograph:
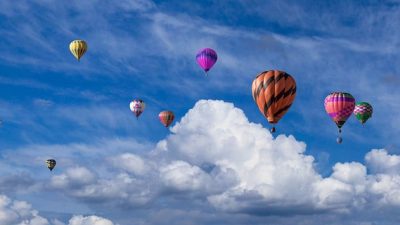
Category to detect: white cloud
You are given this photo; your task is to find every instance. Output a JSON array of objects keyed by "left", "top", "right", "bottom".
[
  {"left": 0, "top": 194, "right": 116, "bottom": 225},
  {"left": 160, "top": 100, "right": 323, "bottom": 212},
  {"left": 160, "top": 160, "right": 212, "bottom": 192},
  {"left": 365, "top": 149, "right": 400, "bottom": 174},
  {"left": 68, "top": 215, "right": 114, "bottom": 225},
  {"left": 51, "top": 169, "right": 154, "bottom": 206},
  {"left": 110, "top": 153, "right": 148, "bottom": 175},
  {"left": 51, "top": 167, "right": 96, "bottom": 189},
  {"left": 156, "top": 100, "right": 400, "bottom": 216},
  {"left": 5, "top": 99, "right": 400, "bottom": 225},
  {"left": 0, "top": 195, "right": 49, "bottom": 225}
]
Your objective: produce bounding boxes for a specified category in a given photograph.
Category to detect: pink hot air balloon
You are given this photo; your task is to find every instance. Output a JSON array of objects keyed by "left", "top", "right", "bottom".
[
  {"left": 196, "top": 48, "right": 217, "bottom": 74},
  {"left": 324, "top": 92, "right": 355, "bottom": 144},
  {"left": 130, "top": 99, "right": 145, "bottom": 119}
]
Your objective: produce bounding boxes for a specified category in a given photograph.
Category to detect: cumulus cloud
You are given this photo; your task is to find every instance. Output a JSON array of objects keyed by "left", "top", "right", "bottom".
[
  {"left": 159, "top": 160, "right": 237, "bottom": 195},
  {"left": 155, "top": 100, "right": 400, "bottom": 218},
  {"left": 40, "top": 100, "right": 400, "bottom": 218},
  {"left": 0, "top": 195, "right": 49, "bottom": 225},
  {"left": 51, "top": 167, "right": 96, "bottom": 189},
  {"left": 0, "top": 194, "right": 116, "bottom": 225},
  {"left": 160, "top": 101, "right": 400, "bottom": 216},
  {"left": 109, "top": 153, "right": 148, "bottom": 176},
  {"left": 51, "top": 169, "right": 155, "bottom": 207},
  {"left": 158, "top": 100, "right": 324, "bottom": 213},
  {"left": 365, "top": 149, "right": 400, "bottom": 174},
  {"left": 68, "top": 215, "right": 114, "bottom": 225},
  {"left": 7, "top": 99, "right": 400, "bottom": 225}
]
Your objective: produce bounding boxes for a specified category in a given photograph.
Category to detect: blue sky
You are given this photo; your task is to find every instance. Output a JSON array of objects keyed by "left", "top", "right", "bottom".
[{"left": 1, "top": 0, "right": 400, "bottom": 224}]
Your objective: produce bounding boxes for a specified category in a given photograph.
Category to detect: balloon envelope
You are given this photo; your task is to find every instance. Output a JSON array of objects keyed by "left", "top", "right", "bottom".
[
  {"left": 69, "top": 40, "right": 87, "bottom": 61},
  {"left": 46, "top": 159, "right": 56, "bottom": 171},
  {"left": 159, "top": 111, "right": 174, "bottom": 127},
  {"left": 324, "top": 92, "right": 355, "bottom": 128},
  {"left": 353, "top": 102, "right": 373, "bottom": 124},
  {"left": 130, "top": 99, "right": 145, "bottom": 118},
  {"left": 196, "top": 48, "right": 217, "bottom": 72},
  {"left": 251, "top": 70, "right": 296, "bottom": 126}
]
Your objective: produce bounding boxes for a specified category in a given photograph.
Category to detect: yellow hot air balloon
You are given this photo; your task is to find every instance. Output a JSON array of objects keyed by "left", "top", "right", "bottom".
[{"left": 69, "top": 40, "right": 87, "bottom": 61}]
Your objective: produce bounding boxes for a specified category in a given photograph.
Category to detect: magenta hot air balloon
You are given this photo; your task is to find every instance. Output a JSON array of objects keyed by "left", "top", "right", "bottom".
[
  {"left": 324, "top": 92, "right": 355, "bottom": 144},
  {"left": 196, "top": 48, "right": 217, "bottom": 74}
]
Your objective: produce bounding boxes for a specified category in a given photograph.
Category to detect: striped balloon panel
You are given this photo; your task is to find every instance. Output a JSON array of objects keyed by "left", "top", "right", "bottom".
[
  {"left": 354, "top": 102, "right": 373, "bottom": 124},
  {"left": 69, "top": 40, "right": 88, "bottom": 60},
  {"left": 159, "top": 111, "right": 175, "bottom": 127},
  {"left": 196, "top": 48, "right": 217, "bottom": 72},
  {"left": 251, "top": 70, "right": 296, "bottom": 124},
  {"left": 130, "top": 99, "right": 145, "bottom": 117},
  {"left": 324, "top": 92, "right": 355, "bottom": 128}
]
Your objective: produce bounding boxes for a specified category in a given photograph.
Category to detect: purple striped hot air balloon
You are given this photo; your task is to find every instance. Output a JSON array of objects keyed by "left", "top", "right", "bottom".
[{"left": 196, "top": 48, "right": 217, "bottom": 75}]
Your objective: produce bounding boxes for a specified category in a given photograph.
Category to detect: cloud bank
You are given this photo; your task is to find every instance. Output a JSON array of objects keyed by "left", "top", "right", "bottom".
[
  {"left": 0, "top": 194, "right": 115, "bottom": 225},
  {"left": 5, "top": 99, "right": 395, "bottom": 224}
]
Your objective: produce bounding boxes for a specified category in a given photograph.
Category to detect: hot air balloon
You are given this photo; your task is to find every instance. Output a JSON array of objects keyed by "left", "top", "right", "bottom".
[
  {"left": 159, "top": 111, "right": 174, "bottom": 127},
  {"left": 130, "top": 99, "right": 145, "bottom": 119},
  {"left": 196, "top": 48, "right": 217, "bottom": 74},
  {"left": 324, "top": 92, "right": 355, "bottom": 143},
  {"left": 251, "top": 70, "right": 296, "bottom": 133},
  {"left": 46, "top": 159, "right": 56, "bottom": 171},
  {"left": 69, "top": 40, "right": 87, "bottom": 61},
  {"left": 354, "top": 102, "right": 373, "bottom": 124}
]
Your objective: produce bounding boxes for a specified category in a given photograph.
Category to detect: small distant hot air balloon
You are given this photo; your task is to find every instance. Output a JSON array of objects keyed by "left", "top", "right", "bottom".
[
  {"left": 324, "top": 92, "right": 355, "bottom": 144},
  {"left": 69, "top": 40, "right": 87, "bottom": 61},
  {"left": 251, "top": 70, "right": 296, "bottom": 133},
  {"left": 46, "top": 159, "right": 56, "bottom": 171},
  {"left": 196, "top": 48, "right": 217, "bottom": 75},
  {"left": 130, "top": 99, "right": 145, "bottom": 119},
  {"left": 159, "top": 111, "right": 174, "bottom": 127},
  {"left": 353, "top": 102, "right": 373, "bottom": 124}
]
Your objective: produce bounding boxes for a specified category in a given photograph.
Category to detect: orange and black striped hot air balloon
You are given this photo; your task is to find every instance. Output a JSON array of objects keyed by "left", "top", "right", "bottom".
[{"left": 251, "top": 70, "right": 296, "bottom": 133}]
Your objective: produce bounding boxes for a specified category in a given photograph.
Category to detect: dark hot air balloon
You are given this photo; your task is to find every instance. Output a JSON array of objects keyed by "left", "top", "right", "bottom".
[{"left": 46, "top": 159, "right": 56, "bottom": 171}]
